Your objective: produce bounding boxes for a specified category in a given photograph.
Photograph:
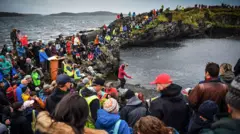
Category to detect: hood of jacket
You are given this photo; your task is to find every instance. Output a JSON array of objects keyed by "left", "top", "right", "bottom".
[
  {"left": 80, "top": 87, "right": 97, "bottom": 98},
  {"left": 220, "top": 71, "right": 235, "bottom": 84},
  {"left": 96, "top": 109, "right": 120, "bottom": 129},
  {"left": 126, "top": 96, "right": 142, "bottom": 106},
  {"left": 161, "top": 83, "right": 183, "bottom": 102},
  {"left": 36, "top": 111, "right": 107, "bottom": 134},
  {"left": 36, "top": 111, "right": 75, "bottom": 134},
  {"left": 119, "top": 64, "right": 125, "bottom": 71},
  {"left": 211, "top": 118, "right": 240, "bottom": 132},
  {"left": 0, "top": 55, "right": 6, "bottom": 62}
]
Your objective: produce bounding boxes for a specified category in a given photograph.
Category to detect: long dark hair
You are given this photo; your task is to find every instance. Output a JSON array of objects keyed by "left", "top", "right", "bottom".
[{"left": 52, "top": 93, "right": 89, "bottom": 134}]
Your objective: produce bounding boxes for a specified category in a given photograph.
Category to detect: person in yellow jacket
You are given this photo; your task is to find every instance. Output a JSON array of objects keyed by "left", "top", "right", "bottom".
[
  {"left": 105, "top": 35, "right": 111, "bottom": 42},
  {"left": 79, "top": 78, "right": 105, "bottom": 129},
  {"left": 120, "top": 25, "right": 123, "bottom": 32},
  {"left": 21, "top": 86, "right": 31, "bottom": 102},
  {"left": 112, "top": 28, "right": 116, "bottom": 36},
  {"left": 63, "top": 60, "right": 74, "bottom": 77}
]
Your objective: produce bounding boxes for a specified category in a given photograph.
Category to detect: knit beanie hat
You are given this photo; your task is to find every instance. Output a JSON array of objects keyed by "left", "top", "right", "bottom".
[
  {"left": 103, "top": 98, "right": 119, "bottom": 114},
  {"left": 43, "top": 84, "right": 51, "bottom": 90},
  {"left": 226, "top": 75, "right": 240, "bottom": 110},
  {"left": 124, "top": 89, "right": 135, "bottom": 99},
  {"left": 198, "top": 100, "right": 219, "bottom": 121}
]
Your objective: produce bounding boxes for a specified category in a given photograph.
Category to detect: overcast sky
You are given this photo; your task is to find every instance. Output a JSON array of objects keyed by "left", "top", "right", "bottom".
[{"left": 0, "top": 0, "right": 240, "bottom": 14}]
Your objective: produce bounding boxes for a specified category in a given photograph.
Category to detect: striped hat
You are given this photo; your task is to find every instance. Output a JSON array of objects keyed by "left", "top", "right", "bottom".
[{"left": 103, "top": 98, "right": 119, "bottom": 114}]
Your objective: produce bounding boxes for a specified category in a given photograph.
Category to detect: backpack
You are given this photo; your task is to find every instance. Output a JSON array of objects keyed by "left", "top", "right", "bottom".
[
  {"left": 6, "top": 86, "right": 17, "bottom": 103},
  {"left": 113, "top": 120, "right": 121, "bottom": 134}
]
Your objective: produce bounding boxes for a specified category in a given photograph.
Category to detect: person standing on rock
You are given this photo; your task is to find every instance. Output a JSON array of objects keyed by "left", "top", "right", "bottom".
[{"left": 117, "top": 64, "right": 132, "bottom": 90}]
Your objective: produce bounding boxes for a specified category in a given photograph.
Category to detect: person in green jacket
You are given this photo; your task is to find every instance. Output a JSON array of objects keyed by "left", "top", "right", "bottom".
[
  {"left": 32, "top": 69, "right": 41, "bottom": 87},
  {"left": 201, "top": 76, "right": 240, "bottom": 134},
  {"left": 0, "top": 55, "right": 12, "bottom": 77}
]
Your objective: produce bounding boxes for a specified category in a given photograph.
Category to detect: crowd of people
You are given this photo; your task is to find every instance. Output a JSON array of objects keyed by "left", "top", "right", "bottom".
[{"left": 0, "top": 5, "right": 240, "bottom": 134}]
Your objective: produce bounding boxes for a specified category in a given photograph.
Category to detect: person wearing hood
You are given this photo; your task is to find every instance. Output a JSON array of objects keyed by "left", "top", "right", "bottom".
[
  {"left": 117, "top": 64, "right": 132, "bottom": 89},
  {"left": 201, "top": 76, "right": 240, "bottom": 134},
  {"left": 219, "top": 63, "right": 235, "bottom": 86},
  {"left": 10, "top": 102, "right": 33, "bottom": 134},
  {"left": 120, "top": 89, "right": 147, "bottom": 127},
  {"left": 79, "top": 78, "right": 104, "bottom": 128},
  {"left": 36, "top": 93, "right": 107, "bottom": 134},
  {"left": 16, "top": 45, "right": 26, "bottom": 57},
  {"left": 188, "top": 62, "right": 228, "bottom": 113},
  {"left": 188, "top": 100, "right": 219, "bottom": 134},
  {"left": 16, "top": 79, "right": 28, "bottom": 103},
  {"left": 46, "top": 74, "right": 73, "bottom": 114},
  {"left": 96, "top": 98, "right": 132, "bottom": 134},
  {"left": 39, "top": 47, "right": 49, "bottom": 73},
  {"left": 0, "top": 55, "right": 12, "bottom": 77},
  {"left": 149, "top": 73, "right": 189, "bottom": 133}
]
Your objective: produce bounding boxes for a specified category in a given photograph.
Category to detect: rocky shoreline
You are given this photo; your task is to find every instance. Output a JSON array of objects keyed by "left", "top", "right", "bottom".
[{"left": 65, "top": 7, "right": 240, "bottom": 96}]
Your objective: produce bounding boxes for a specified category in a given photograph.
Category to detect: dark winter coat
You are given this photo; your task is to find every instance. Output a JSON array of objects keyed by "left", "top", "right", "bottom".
[
  {"left": 188, "top": 79, "right": 228, "bottom": 113},
  {"left": 188, "top": 113, "right": 212, "bottom": 134},
  {"left": 120, "top": 96, "right": 147, "bottom": 127},
  {"left": 149, "top": 84, "right": 189, "bottom": 133},
  {"left": 46, "top": 88, "right": 69, "bottom": 114},
  {"left": 201, "top": 118, "right": 240, "bottom": 134},
  {"left": 10, "top": 111, "right": 33, "bottom": 134}
]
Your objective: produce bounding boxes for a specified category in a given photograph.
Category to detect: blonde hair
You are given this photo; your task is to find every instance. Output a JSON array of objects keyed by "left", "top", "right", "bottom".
[{"left": 220, "top": 63, "right": 232, "bottom": 73}]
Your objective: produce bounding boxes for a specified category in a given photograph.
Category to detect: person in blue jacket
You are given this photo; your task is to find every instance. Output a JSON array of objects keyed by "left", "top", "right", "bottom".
[
  {"left": 94, "top": 46, "right": 101, "bottom": 59},
  {"left": 39, "top": 47, "right": 49, "bottom": 73},
  {"left": 95, "top": 98, "right": 132, "bottom": 134},
  {"left": 16, "top": 45, "right": 26, "bottom": 57},
  {"left": 16, "top": 79, "right": 28, "bottom": 103}
]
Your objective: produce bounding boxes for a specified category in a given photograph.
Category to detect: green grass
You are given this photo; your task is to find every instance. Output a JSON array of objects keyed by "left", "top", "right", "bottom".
[
  {"left": 131, "top": 8, "right": 240, "bottom": 35},
  {"left": 157, "top": 14, "right": 168, "bottom": 22}
]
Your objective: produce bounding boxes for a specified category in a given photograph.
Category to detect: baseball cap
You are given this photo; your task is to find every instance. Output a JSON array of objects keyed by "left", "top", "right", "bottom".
[
  {"left": 92, "top": 78, "right": 105, "bottom": 86},
  {"left": 150, "top": 73, "right": 172, "bottom": 85},
  {"left": 56, "top": 74, "right": 74, "bottom": 85}
]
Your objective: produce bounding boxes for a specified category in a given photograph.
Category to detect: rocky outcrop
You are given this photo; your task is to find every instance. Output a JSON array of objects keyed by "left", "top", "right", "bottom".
[{"left": 107, "top": 8, "right": 240, "bottom": 47}]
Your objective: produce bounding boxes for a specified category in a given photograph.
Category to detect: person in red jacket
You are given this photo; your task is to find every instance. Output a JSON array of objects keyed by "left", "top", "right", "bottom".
[
  {"left": 20, "top": 35, "right": 28, "bottom": 47},
  {"left": 66, "top": 40, "right": 72, "bottom": 55},
  {"left": 105, "top": 82, "right": 118, "bottom": 98},
  {"left": 117, "top": 64, "right": 132, "bottom": 89}
]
